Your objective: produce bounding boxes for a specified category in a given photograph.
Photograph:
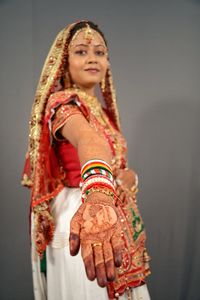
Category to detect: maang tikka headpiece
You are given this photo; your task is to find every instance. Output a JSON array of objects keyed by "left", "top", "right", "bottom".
[
  {"left": 68, "top": 23, "right": 105, "bottom": 50},
  {"left": 84, "top": 23, "right": 94, "bottom": 43}
]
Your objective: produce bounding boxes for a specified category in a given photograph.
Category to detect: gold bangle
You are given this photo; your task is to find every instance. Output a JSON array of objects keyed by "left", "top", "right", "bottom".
[
  {"left": 130, "top": 187, "right": 139, "bottom": 194},
  {"left": 83, "top": 187, "right": 115, "bottom": 203}
]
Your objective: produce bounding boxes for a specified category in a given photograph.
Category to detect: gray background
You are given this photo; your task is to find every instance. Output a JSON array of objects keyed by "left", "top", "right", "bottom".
[{"left": 0, "top": 0, "right": 200, "bottom": 299}]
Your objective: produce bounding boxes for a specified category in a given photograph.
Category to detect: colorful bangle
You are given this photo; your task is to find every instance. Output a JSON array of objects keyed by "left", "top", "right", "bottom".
[
  {"left": 82, "top": 168, "right": 113, "bottom": 181},
  {"left": 81, "top": 159, "right": 112, "bottom": 173},
  {"left": 80, "top": 159, "right": 116, "bottom": 203},
  {"left": 82, "top": 182, "right": 115, "bottom": 195},
  {"left": 81, "top": 159, "right": 112, "bottom": 179},
  {"left": 81, "top": 175, "right": 115, "bottom": 192},
  {"left": 82, "top": 186, "right": 115, "bottom": 203}
]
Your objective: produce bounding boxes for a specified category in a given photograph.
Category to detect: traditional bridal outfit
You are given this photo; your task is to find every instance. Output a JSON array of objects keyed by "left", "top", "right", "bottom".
[{"left": 22, "top": 22, "right": 151, "bottom": 300}]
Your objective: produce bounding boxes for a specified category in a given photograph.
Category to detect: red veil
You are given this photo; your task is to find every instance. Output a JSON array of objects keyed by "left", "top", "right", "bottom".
[{"left": 22, "top": 22, "right": 121, "bottom": 256}]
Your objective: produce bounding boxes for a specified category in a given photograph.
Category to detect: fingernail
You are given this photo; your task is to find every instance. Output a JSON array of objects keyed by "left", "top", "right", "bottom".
[{"left": 98, "top": 278, "right": 108, "bottom": 287}]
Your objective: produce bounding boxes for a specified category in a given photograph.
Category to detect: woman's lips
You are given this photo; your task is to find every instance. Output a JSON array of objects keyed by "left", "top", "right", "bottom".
[{"left": 84, "top": 68, "right": 100, "bottom": 74}]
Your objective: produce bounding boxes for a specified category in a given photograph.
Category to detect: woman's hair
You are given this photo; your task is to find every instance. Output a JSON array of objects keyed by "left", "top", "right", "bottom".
[{"left": 67, "top": 20, "right": 107, "bottom": 46}]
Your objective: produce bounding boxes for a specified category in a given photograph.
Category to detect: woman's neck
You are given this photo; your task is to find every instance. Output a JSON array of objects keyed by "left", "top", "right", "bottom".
[{"left": 73, "top": 84, "right": 95, "bottom": 97}]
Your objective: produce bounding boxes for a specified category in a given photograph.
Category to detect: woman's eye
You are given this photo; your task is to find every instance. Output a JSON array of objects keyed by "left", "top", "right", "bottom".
[
  {"left": 96, "top": 50, "right": 106, "bottom": 56},
  {"left": 75, "top": 50, "right": 87, "bottom": 55}
]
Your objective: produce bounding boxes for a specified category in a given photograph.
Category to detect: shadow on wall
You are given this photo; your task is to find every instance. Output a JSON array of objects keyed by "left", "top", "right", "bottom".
[{"left": 129, "top": 99, "right": 200, "bottom": 300}]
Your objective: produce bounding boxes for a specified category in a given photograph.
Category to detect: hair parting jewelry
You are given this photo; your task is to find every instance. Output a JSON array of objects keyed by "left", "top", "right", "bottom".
[
  {"left": 68, "top": 23, "right": 107, "bottom": 51},
  {"left": 84, "top": 23, "right": 93, "bottom": 44}
]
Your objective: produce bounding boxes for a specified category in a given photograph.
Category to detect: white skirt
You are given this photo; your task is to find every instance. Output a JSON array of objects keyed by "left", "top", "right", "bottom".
[{"left": 31, "top": 187, "right": 151, "bottom": 300}]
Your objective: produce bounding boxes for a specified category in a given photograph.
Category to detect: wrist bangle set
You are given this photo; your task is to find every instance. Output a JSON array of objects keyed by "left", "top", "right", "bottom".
[{"left": 80, "top": 159, "right": 116, "bottom": 203}]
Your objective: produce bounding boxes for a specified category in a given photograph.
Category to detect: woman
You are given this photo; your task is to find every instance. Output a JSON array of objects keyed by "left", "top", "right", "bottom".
[{"left": 22, "top": 21, "right": 151, "bottom": 300}]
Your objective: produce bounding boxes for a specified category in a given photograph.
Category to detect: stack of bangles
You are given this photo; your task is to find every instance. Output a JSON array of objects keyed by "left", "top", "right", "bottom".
[{"left": 80, "top": 159, "right": 116, "bottom": 203}]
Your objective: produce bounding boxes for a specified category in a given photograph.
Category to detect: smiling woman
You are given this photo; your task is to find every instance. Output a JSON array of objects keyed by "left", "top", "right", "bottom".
[
  {"left": 67, "top": 29, "right": 109, "bottom": 93},
  {"left": 22, "top": 21, "right": 151, "bottom": 300}
]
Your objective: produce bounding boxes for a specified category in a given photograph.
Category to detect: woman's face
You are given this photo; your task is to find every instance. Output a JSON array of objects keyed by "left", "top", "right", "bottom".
[{"left": 67, "top": 29, "right": 109, "bottom": 91}]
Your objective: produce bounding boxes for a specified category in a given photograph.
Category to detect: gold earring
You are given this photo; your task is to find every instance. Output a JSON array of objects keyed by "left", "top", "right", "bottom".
[{"left": 100, "top": 77, "right": 105, "bottom": 93}]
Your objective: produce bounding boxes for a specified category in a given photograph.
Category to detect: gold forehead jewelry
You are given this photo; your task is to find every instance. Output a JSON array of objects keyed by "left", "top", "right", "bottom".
[
  {"left": 84, "top": 23, "right": 93, "bottom": 43},
  {"left": 68, "top": 24, "right": 106, "bottom": 51}
]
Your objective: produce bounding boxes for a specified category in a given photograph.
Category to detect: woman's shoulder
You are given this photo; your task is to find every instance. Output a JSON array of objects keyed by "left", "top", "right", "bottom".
[
  {"left": 46, "top": 89, "right": 78, "bottom": 113},
  {"left": 45, "top": 89, "right": 76, "bottom": 121},
  {"left": 47, "top": 89, "right": 77, "bottom": 107},
  {"left": 45, "top": 88, "right": 90, "bottom": 122}
]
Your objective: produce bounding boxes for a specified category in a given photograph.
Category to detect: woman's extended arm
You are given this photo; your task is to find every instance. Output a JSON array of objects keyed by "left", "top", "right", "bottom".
[
  {"left": 60, "top": 113, "right": 112, "bottom": 165},
  {"left": 60, "top": 114, "right": 123, "bottom": 287}
]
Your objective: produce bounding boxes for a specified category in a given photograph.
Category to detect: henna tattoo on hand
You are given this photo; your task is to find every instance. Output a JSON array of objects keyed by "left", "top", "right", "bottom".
[{"left": 69, "top": 192, "right": 123, "bottom": 287}]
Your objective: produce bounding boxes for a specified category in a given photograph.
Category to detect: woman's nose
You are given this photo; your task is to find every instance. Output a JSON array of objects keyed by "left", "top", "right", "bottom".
[{"left": 87, "top": 51, "right": 97, "bottom": 64}]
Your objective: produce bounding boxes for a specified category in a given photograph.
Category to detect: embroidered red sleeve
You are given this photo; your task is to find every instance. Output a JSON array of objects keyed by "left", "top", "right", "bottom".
[{"left": 51, "top": 103, "right": 82, "bottom": 141}]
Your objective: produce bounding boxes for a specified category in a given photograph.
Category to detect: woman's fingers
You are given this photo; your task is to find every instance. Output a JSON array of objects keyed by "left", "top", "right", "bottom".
[
  {"left": 103, "top": 241, "right": 115, "bottom": 281},
  {"left": 93, "top": 244, "right": 107, "bottom": 287},
  {"left": 119, "top": 191, "right": 126, "bottom": 203},
  {"left": 82, "top": 241, "right": 118, "bottom": 285},
  {"left": 69, "top": 232, "right": 80, "bottom": 256},
  {"left": 116, "top": 186, "right": 122, "bottom": 196},
  {"left": 111, "top": 227, "right": 123, "bottom": 267},
  {"left": 69, "top": 202, "right": 123, "bottom": 286},
  {"left": 69, "top": 210, "right": 82, "bottom": 256},
  {"left": 116, "top": 168, "right": 137, "bottom": 190},
  {"left": 81, "top": 243, "right": 96, "bottom": 281}
]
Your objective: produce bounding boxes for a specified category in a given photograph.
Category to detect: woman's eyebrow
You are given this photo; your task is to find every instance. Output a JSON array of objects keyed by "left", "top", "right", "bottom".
[
  {"left": 74, "top": 43, "right": 106, "bottom": 48},
  {"left": 94, "top": 44, "right": 106, "bottom": 48},
  {"left": 74, "top": 44, "right": 88, "bottom": 48}
]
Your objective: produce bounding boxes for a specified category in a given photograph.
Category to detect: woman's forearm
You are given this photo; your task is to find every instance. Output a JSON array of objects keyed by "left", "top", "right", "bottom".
[
  {"left": 60, "top": 114, "right": 112, "bottom": 167},
  {"left": 77, "top": 132, "right": 112, "bottom": 166}
]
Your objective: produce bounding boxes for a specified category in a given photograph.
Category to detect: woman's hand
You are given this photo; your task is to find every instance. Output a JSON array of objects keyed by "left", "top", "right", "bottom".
[
  {"left": 69, "top": 192, "right": 123, "bottom": 287},
  {"left": 116, "top": 168, "right": 137, "bottom": 189},
  {"left": 115, "top": 168, "right": 138, "bottom": 204}
]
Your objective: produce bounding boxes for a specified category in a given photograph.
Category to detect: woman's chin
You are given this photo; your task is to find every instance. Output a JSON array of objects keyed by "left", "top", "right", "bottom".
[{"left": 76, "top": 82, "right": 99, "bottom": 90}]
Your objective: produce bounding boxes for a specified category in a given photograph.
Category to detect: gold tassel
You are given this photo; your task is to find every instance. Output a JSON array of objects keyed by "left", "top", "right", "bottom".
[{"left": 100, "top": 77, "right": 106, "bottom": 92}]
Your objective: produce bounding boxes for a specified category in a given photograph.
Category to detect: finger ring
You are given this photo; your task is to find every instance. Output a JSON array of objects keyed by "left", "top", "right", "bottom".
[
  {"left": 116, "top": 178, "right": 122, "bottom": 185},
  {"left": 130, "top": 174, "right": 139, "bottom": 192},
  {"left": 135, "top": 174, "right": 139, "bottom": 187},
  {"left": 92, "top": 242, "right": 102, "bottom": 248}
]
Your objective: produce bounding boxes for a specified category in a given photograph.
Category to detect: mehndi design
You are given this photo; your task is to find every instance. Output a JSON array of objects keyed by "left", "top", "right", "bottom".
[{"left": 69, "top": 193, "right": 123, "bottom": 287}]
